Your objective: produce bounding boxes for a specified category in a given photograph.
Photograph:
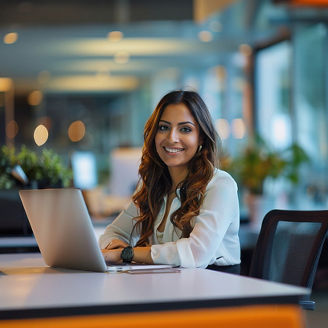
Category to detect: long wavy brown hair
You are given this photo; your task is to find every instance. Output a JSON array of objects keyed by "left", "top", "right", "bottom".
[{"left": 132, "top": 90, "right": 220, "bottom": 246}]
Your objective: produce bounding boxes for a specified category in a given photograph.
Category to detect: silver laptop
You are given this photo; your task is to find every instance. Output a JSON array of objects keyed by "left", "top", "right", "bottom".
[{"left": 19, "top": 188, "right": 173, "bottom": 273}]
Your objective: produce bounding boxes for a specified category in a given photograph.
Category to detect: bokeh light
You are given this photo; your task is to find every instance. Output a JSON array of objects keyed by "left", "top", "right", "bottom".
[
  {"left": 28, "top": 90, "right": 43, "bottom": 106},
  {"left": 232, "top": 118, "right": 246, "bottom": 139},
  {"left": 3, "top": 32, "right": 18, "bottom": 45},
  {"left": 6, "top": 120, "right": 19, "bottom": 139},
  {"left": 108, "top": 31, "right": 123, "bottom": 42},
  {"left": 68, "top": 120, "right": 86, "bottom": 142},
  {"left": 198, "top": 30, "right": 213, "bottom": 42},
  {"left": 216, "top": 119, "right": 230, "bottom": 140},
  {"left": 34, "top": 124, "right": 49, "bottom": 146}
]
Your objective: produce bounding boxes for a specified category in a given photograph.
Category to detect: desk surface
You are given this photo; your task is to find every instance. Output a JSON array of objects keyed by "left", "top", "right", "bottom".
[{"left": 0, "top": 253, "right": 309, "bottom": 319}]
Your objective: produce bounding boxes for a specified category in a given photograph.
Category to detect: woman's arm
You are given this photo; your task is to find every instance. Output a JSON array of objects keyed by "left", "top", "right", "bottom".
[
  {"left": 100, "top": 222, "right": 153, "bottom": 264},
  {"left": 98, "top": 201, "right": 139, "bottom": 249}
]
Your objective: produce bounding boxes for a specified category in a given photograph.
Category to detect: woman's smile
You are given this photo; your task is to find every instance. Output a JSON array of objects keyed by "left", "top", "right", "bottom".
[{"left": 163, "top": 146, "right": 185, "bottom": 154}]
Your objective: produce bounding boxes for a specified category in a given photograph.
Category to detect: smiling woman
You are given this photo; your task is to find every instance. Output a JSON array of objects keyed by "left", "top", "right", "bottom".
[{"left": 99, "top": 90, "right": 241, "bottom": 273}]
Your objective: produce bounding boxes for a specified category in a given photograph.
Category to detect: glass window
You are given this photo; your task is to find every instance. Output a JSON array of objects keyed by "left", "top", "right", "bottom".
[{"left": 255, "top": 40, "right": 292, "bottom": 150}]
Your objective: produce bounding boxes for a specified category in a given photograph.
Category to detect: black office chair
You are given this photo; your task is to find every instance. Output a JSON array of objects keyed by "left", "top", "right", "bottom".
[{"left": 249, "top": 209, "right": 328, "bottom": 310}]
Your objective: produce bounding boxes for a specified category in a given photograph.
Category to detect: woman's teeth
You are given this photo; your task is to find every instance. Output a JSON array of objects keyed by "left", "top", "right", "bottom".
[{"left": 164, "top": 147, "right": 184, "bottom": 153}]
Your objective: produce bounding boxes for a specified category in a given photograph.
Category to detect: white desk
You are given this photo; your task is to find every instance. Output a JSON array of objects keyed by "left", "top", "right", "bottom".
[{"left": 0, "top": 253, "right": 309, "bottom": 320}]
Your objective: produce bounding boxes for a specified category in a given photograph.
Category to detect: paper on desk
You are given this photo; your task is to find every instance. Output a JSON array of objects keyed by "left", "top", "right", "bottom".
[{"left": 107, "top": 264, "right": 175, "bottom": 273}]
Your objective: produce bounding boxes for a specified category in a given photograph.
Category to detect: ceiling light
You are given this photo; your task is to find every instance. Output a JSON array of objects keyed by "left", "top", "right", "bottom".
[
  {"left": 198, "top": 30, "right": 213, "bottom": 42},
  {"left": 108, "top": 31, "right": 123, "bottom": 42},
  {"left": 3, "top": 32, "right": 18, "bottom": 45}
]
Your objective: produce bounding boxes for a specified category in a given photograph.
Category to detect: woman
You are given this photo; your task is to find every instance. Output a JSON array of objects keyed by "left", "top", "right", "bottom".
[{"left": 99, "top": 90, "right": 240, "bottom": 273}]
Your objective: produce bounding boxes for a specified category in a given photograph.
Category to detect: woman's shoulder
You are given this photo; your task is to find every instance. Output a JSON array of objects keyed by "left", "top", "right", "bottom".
[{"left": 207, "top": 168, "right": 238, "bottom": 191}]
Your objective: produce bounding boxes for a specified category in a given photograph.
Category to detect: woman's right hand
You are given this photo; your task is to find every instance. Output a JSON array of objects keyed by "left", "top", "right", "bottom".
[{"left": 104, "top": 239, "right": 129, "bottom": 250}]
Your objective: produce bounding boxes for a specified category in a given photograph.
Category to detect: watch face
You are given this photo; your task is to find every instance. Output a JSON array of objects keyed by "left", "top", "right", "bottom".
[{"left": 121, "top": 246, "right": 133, "bottom": 263}]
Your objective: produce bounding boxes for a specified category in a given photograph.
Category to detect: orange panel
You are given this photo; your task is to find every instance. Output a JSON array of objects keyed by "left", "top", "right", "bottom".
[
  {"left": 291, "top": 0, "right": 328, "bottom": 6},
  {"left": 0, "top": 305, "right": 305, "bottom": 328}
]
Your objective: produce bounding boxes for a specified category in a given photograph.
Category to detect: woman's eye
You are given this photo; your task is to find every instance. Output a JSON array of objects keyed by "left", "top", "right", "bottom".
[
  {"left": 158, "top": 125, "right": 168, "bottom": 131},
  {"left": 181, "top": 126, "right": 192, "bottom": 133}
]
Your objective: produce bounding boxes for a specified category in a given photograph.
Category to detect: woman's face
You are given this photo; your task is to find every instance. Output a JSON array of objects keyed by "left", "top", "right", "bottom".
[{"left": 155, "top": 103, "right": 201, "bottom": 172}]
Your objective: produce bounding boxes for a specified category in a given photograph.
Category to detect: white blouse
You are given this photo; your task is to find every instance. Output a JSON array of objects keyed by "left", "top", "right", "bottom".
[{"left": 99, "top": 168, "right": 240, "bottom": 268}]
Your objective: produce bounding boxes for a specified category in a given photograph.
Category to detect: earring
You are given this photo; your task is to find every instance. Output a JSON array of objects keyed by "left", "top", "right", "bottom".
[{"left": 198, "top": 145, "right": 203, "bottom": 152}]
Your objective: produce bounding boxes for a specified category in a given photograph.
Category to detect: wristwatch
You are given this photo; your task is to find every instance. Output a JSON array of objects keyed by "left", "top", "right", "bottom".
[{"left": 121, "top": 246, "right": 134, "bottom": 263}]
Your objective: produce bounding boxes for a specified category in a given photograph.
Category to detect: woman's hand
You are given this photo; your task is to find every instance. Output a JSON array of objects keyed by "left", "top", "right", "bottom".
[
  {"left": 104, "top": 239, "right": 129, "bottom": 250},
  {"left": 101, "top": 242, "right": 154, "bottom": 265},
  {"left": 101, "top": 239, "right": 129, "bottom": 264},
  {"left": 101, "top": 248, "right": 123, "bottom": 264}
]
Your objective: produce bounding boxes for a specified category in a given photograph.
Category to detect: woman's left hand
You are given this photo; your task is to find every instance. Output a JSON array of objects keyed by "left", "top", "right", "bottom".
[{"left": 101, "top": 248, "right": 123, "bottom": 264}]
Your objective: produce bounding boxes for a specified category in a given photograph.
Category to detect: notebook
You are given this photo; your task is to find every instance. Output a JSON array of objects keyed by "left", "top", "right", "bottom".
[{"left": 19, "top": 188, "right": 174, "bottom": 273}]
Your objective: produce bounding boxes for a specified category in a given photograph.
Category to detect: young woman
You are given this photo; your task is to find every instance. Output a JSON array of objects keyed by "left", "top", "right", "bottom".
[{"left": 99, "top": 90, "right": 240, "bottom": 273}]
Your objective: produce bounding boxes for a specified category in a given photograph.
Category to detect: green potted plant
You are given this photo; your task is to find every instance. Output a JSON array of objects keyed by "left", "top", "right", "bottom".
[
  {"left": 0, "top": 145, "right": 72, "bottom": 189},
  {"left": 220, "top": 136, "right": 309, "bottom": 225},
  {"left": 0, "top": 145, "right": 72, "bottom": 235},
  {"left": 17, "top": 146, "right": 72, "bottom": 189}
]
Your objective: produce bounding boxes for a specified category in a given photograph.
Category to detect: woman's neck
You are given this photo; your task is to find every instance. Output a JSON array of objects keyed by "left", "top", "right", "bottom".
[{"left": 168, "top": 166, "right": 188, "bottom": 191}]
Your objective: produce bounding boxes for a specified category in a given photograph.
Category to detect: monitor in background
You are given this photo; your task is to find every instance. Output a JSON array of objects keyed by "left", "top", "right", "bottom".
[
  {"left": 108, "top": 147, "right": 142, "bottom": 197},
  {"left": 71, "top": 151, "right": 97, "bottom": 190}
]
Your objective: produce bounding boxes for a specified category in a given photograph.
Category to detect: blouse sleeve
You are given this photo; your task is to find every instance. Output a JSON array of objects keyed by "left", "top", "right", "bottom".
[
  {"left": 98, "top": 201, "right": 139, "bottom": 249},
  {"left": 151, "top": 173, "right": 239, "bottom": 268}
]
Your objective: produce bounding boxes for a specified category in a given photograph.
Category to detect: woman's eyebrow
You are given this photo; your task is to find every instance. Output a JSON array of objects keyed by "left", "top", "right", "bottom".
[{"left": 159, "top": 119, "right": 196, "bottom": 126}]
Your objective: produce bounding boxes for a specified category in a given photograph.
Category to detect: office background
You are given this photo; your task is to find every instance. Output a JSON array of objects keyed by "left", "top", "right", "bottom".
[{"left": 1, "top": 0, "right": 328, "bottom": 325}]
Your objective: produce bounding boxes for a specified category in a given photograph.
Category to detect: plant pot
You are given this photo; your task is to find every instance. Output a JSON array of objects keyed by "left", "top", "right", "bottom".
[{"left": 0, "top": 189, "right": 32, "bottom": 236}]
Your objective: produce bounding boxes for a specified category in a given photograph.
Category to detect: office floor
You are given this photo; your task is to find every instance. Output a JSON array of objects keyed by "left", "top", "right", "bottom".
[{"left": 304, "top": 290, "right": 328, "bottom": 328}]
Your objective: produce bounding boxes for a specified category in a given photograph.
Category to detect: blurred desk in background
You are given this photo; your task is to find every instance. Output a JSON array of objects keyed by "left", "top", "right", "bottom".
[
  {"left": 0, "top": 221, "right": 259, "bottom": 255},
  {"left": 0, "top": 217, "right": 113, "bottom": 254},
  {"left": 82, "top": 188, "right": 130, "bottom": 218}
]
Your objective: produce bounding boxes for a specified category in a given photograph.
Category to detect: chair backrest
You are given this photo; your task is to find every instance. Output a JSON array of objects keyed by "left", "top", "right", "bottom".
[{"left": 249, "top": 209, "right": 328, "bottom": 289}]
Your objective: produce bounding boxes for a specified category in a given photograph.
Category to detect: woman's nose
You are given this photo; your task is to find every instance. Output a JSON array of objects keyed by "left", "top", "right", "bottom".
[{"left": 168, "top": 128, "right": 179, "bottom": 142}]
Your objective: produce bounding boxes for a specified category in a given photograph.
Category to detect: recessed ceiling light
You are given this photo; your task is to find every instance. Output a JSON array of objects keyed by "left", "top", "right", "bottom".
[
  {"left": 3, "top": 32, "right": 18, "bottom": 45},
  {"left": 108, "top": 31, "right": 123, "bottom": 42},
  {"left": 198, "top": 30, "right": 213, "bottom": 42}
]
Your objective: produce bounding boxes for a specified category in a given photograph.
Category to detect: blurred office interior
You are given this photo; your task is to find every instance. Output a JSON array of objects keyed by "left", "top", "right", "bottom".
[
  {"left": 1, "top": 0, "right": 328, "bottom": 325},
  {"left": 1, "top": 2, "right": 328, "bottom": 217},
  {"left": 1, "top": 0, "right": 328, "bottom": 214}
]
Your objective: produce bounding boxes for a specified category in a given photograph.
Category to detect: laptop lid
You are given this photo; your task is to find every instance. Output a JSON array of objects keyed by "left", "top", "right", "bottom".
[{"left": 19, "top": 188, "right": 108, "bottom": 272}]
